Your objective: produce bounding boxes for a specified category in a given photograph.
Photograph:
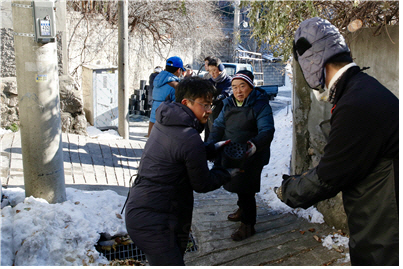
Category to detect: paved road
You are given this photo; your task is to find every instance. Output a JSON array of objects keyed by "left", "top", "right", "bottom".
[{"left": 185, "top": 189, "right": 349, "bottom": 266}]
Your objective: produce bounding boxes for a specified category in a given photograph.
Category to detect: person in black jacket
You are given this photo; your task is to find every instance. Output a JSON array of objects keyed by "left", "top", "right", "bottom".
[
  {"left": 274, "top": 17, "right": 398, "bottom": 266},
  {"left": 204, "top": 57, "right": 232, "bottom": 142},
  {"left": 208, "top": 70, "right": 275, "bottom": 241},
  {"left": 125, "top": 77, "right": 239, "bottom": 266}
]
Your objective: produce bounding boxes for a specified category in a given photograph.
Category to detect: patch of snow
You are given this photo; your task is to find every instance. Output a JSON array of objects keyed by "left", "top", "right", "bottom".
[
  {"left": 322, "top": 233, "right": 350, "bottom": 250},
  {"left": 258, "top": 102, "right": 324, "bottom": 224},
  {"left": 1, "top": 187, "right": 127, "bottom": 266},
  {"left": 86, "top": 126, "right": 122, "bottom": 140},
  {"left": 0, "top": 128, "right": 12, "bottom": 135}
]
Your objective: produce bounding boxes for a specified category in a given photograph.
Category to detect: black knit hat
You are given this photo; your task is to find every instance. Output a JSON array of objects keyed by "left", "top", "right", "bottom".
[{"left": 232, "top": 70, "right": 254, "bottom": 88}]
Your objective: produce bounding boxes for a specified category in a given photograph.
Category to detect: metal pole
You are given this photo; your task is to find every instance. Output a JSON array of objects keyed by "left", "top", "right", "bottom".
[
  {"left": 12, "top": 0, "right": 66, "bottom": 203},
  {"left": 118, "top": 0, "right": 129, "bottom": 139}
]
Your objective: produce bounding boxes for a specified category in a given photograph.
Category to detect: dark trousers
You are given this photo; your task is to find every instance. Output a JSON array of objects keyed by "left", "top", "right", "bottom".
[
  {"left": 145, "top": 247, "right": 185, "bottom": 266},
  {"left": 237, "top": 192, "right": 257, "bottom": 225}
]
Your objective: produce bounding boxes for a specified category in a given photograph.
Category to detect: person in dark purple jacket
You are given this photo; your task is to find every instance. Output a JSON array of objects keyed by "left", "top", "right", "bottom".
[{"left": 125, "top": 77, "right": 238, "bottom": 266}]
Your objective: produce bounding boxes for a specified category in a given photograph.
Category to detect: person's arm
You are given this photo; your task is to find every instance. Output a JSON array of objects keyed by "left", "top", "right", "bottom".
[
  {"left": 184, "top": 133, "right": 231, "bottom": 193},
  {"left": 166, "top": 81, "right": 178, "bottom": 102},
  {"left": 206, "top": 103, "right": 226, "bottom": 144},
  {"left": 249, "top": 103, "right": 275, "bottom": 151},
  {"left": 276, "top": 167, "right": 340, "bottom": 209},
  {"left": 277, "top": 101, "right": 382, "bottom": 208},
  {"left": 167, "top": 81, "right": 178, "bottom": 89}
]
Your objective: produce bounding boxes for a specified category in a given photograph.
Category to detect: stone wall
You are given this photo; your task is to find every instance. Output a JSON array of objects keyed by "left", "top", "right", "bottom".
[
  {"left": 291, "top": 25, "right": 399, "bottom": 233},
  {"left": 1, "top": 75, "right": 87, "bottom": 135},
  {"left": 1, "top": 77, "right": 19, "bottom": 130},
  {"left": 1, "top": 28, "right": 15, "bottom": 77}
]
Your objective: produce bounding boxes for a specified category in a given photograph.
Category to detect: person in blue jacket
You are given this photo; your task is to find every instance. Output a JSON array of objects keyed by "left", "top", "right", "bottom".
[
  {"left": 208, "top": 70, "right": 275, "bottom": 241},
  {"left": 147, "top": 56, "right": 185, "bottom": 136}
]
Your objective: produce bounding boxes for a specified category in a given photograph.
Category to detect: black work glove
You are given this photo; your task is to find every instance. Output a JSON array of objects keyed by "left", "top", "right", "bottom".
[
  {"left": 205, "top": 140, "right": 231, "bottom": 161},
  {"left": 205, "top": 142, "right": 216, "bottom": 161},
  {"left": 274, "top": 174, "right": 301, "bottom": 201}
]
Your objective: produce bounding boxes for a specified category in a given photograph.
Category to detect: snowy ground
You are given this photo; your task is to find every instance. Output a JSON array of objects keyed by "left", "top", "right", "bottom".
[{"left": 1, "top": 82, "right": 350, "bottom": 266}]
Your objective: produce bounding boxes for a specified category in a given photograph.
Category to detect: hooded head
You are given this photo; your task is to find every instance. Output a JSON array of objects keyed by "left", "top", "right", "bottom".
[{"left": 293, "top": 17, "right": 351, "bottom": 89}]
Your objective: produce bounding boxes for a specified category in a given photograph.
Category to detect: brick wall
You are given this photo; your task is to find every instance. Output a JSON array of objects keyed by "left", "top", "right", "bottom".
[{"left": 263, "top": 62, "right": 285, "bottom": 86}]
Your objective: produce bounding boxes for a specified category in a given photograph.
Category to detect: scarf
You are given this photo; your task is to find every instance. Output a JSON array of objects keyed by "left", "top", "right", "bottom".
[{"left": 211, "top": 69, "right": 227, "bottom": 84}]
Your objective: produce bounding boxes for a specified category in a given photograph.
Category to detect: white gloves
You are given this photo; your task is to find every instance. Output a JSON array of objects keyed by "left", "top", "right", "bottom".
[
  {"left": 214, "top": 139, "right": 231, "bottom": 150},
  {"left": 245, "top": 141, "right": 256, "bottom": 158}
]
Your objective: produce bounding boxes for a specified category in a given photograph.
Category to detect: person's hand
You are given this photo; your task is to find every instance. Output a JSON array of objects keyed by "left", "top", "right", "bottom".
[
  {"left": 226, "top": 168, "right": 241, "bottom": 177},
  {"left": 245, "top": 141, "right": 256, "bottom": 158},
  {"left": 214, "top": 139, "right": 231, "bottom": 150},
  {"left": 216, "top": 93, "right": 226, "bottom": 101}
]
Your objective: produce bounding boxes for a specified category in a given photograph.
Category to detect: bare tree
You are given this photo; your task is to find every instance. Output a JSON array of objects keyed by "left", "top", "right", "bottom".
[{"left": 67, "top": 0, "right": 225, "bottom": 62}]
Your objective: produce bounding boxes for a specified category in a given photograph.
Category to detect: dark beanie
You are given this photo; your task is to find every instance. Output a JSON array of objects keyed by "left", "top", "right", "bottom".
[{"left": 232, "top": 70, "right": 254, "bottom": 88}]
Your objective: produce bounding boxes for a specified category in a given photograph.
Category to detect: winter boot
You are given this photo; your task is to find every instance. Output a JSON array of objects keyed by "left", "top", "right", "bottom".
[
  {"left": 227, "top": 208, "right": 242, "bottom": 222},
  {"left": 231, "top": 223, "right": 256, "bottom": 241}
]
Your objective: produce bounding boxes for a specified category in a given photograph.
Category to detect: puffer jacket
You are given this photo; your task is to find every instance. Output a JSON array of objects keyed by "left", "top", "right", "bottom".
[
  {"left": 125, "top": 101, "right": 231, "bottom": 255},
  {"left": 208, "top": 87, "right": 274, "bottom": 193},
  {"left": 206, "top": 74, "right": 233, "bottom": 135},
  {"left": 149, "top": 70, "right": 179, "bottom": 123},
  {"left": 279, "top": 66, "right": 399, "bottom": 265}
]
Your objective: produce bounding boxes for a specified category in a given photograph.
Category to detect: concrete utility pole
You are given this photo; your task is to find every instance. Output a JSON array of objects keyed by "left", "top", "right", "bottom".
[
  {"left": 118, "top": 0, "right": 129, "bottom": 139},
  {"left": 12, "top": 0, "right": 66, "bottom": 203},
  {"left": 233, "top": 0, "right": 240, "bottom": 62}
]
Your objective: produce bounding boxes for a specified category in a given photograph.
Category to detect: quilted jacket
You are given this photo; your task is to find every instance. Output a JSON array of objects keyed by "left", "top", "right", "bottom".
[{"left": 280, "top": 66, "right": 399, "bottom": 265}]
